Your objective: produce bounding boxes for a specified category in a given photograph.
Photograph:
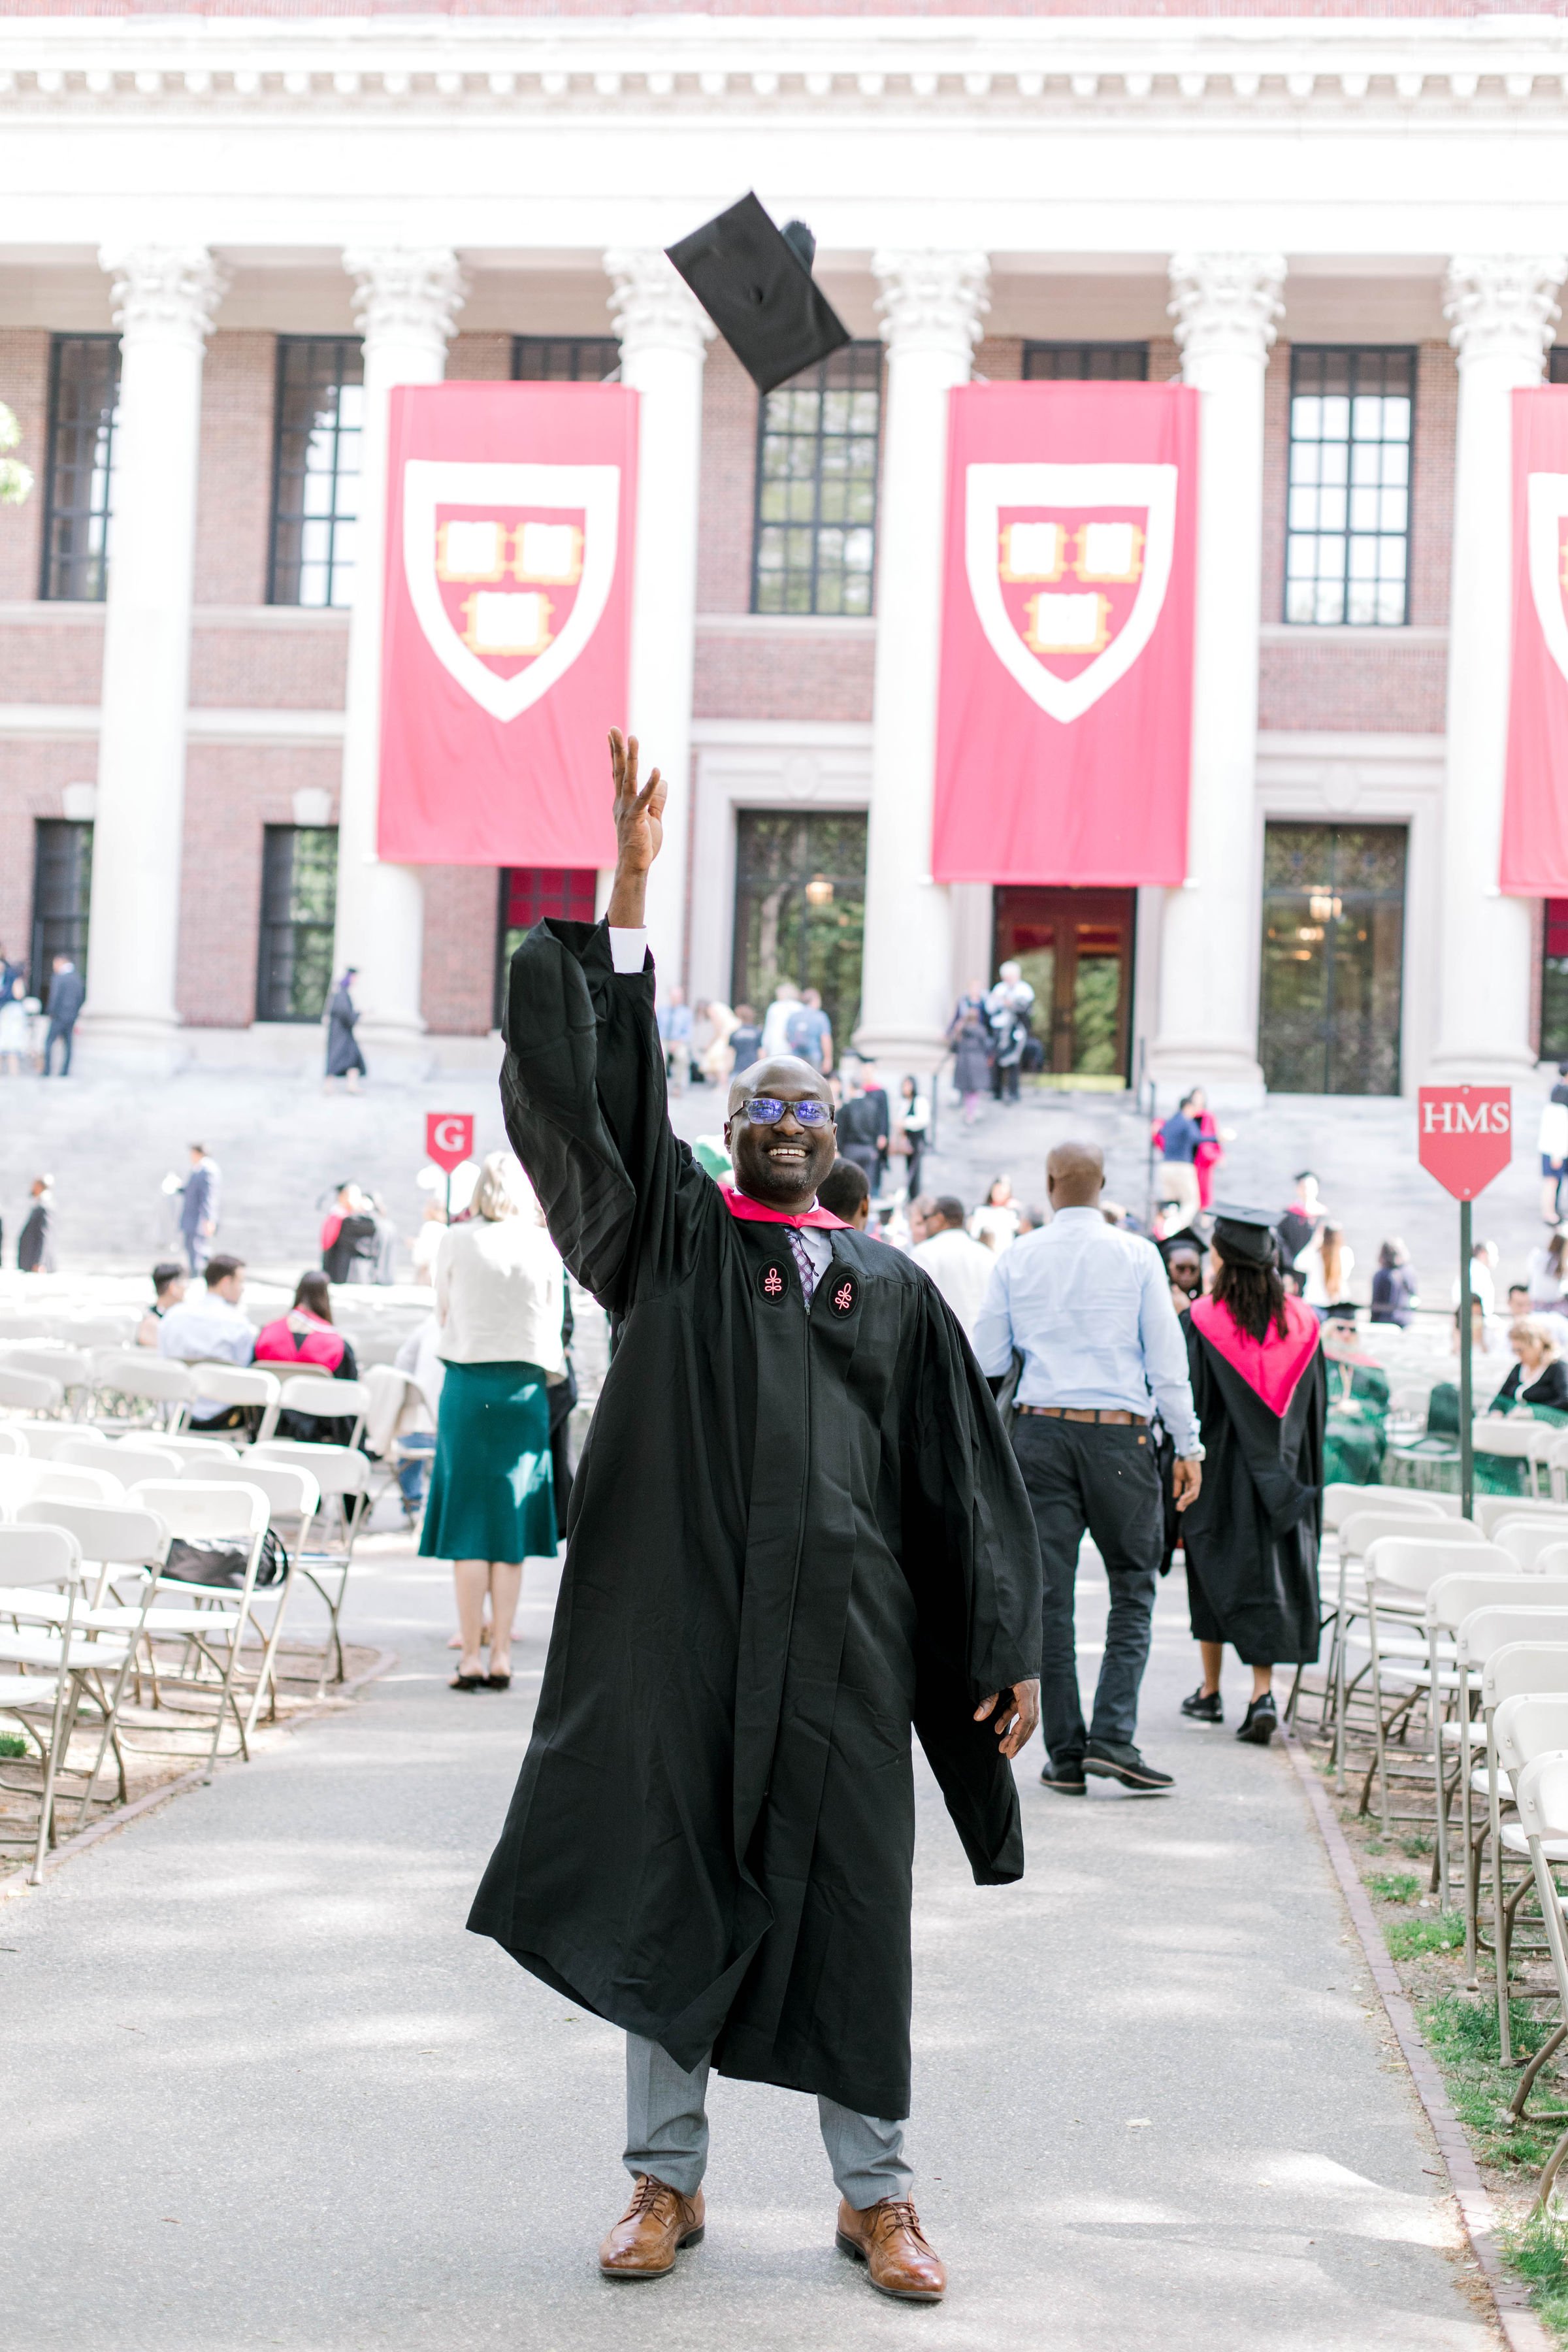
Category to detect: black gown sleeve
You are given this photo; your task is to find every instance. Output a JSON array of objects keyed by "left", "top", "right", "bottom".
[
  {"left": 499, "top": 918, "right": 715, "bottom": 1316},
  {"left": 904, "top": 1285, "right": 1043, "bottom": 1886}
]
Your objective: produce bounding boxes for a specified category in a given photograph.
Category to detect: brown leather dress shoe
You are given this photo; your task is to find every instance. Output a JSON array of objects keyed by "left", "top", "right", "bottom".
[
  {"left": 598, "top": 2174, "right": 706, "bottom": 2280},
  {"left": 835, "top": 2195, "right": 946, "bottom": 2300}
]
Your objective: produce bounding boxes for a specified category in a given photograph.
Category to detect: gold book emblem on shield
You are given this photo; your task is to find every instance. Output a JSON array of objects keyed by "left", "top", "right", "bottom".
[
  {"left": 1024, "top": 591, "right": 1111, "bottom": 657},
  {"left": 460, "top": 589, "right": 555, "bottom": 658}
]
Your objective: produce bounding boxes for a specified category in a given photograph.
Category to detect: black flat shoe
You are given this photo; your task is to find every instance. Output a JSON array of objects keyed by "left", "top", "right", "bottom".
[
  {"left": 1039, "top": 1757, "right": 1087, "bottom": 1795},
  {"left": 450, "top": 1673, "right": 488, "bottom": 1691},
  {"left": 1181, "top": 1686, "right": 1224, "bottom": 1725},
  {"left": 1085, "top": 1741, "right": 1175, "bottom": 1794},
  {"left": 1237, "top": 1694, "right": 1278, "bottom": 1746},
  {"left": 486, "top": 1673, "right": 512, "bottom": 1691}
]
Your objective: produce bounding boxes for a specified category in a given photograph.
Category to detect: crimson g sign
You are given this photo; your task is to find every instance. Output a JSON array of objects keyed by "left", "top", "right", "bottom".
[{"left": 1417, "top": 1086, "right": 1513, "bottom": 1200}]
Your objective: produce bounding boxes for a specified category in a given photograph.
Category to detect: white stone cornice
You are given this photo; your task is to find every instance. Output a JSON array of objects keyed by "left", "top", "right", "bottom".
[
  {"left": 344, "top": 246, "right": 464, "bottom": 351},
  {"left": 604, "top": 248, "right": 714, "bottom": 359},
  {"left": 99, "top": 244, "right": 226, "bottom": 350},
  {"left": 1168, "top": 253, "right": 1286, "bottom": 365},
  {"left": 1444, "top": 254, "right": 1565, "bottom": 368},
  {"left": 873, "top": 250, "right": 988, "bottom": 360}
]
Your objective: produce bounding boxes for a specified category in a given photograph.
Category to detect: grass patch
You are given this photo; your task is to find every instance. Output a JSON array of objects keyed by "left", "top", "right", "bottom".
[
  {"left": 0, "top": 1731, "right": 25, "bottom": 1759},
  {"left": 1387, "top": 1911, "right": 1465, "bottom": 1959},
  {"left": 1420, "top": 1993, "right": 1558, "bottom": 2175},
  {"left": 1399, "top": 1833, "right": 1435, "bottom": 1859},
  {"left": 1367, "top": 1871, "right": 1422, "bottom": 1904},
  {"left": 1499, "top": 2208, "right": 1568, "bottom": 2340}
]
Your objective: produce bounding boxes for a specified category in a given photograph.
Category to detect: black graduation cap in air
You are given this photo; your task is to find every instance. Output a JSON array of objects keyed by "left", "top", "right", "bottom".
[{"left": 666, "top": 193, "right": 851, "bottom": 395}]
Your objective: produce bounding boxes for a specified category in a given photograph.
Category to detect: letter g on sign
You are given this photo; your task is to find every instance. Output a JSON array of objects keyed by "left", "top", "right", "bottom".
[{"left": 425, "top": 1111, "right": 476, "bottom": 1173}]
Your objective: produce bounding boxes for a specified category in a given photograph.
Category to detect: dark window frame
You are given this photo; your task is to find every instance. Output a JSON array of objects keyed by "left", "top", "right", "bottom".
[
  {"left": 267, "top": 335, "right": 365, "bottom": 610},
  {"left": 1284, "top": 344, "right": 1416, "bottom": 629},
  {"left": 1258, "top": 820, "right": 1408, "bottom": 1096},
  {"left": 495, "top": 866, "right": 599, "bottom": 1028},
  {"left": 730, "top": 809, "right": 869, "bottom": 1050},
  {"left": 1021, "top": 342, "right": 1150, "bottom": 382},
  {"left": 39, "top": 333, "right": 121, "bottom": 603},
  {"left": 1542, "top": 897, "right": 1568, "bottom": 1064},
  {"left": 511, "top": 337, "right": 621, "bottom": 383},
  {"left": 750, "top": 341, "right": 883, "bottom": 619},
  {"left": 255, "top": 825, "right": 340, "bottom": 1023},
  {"left": 29, "top": 819, "right": 93, "bottom": 996}
]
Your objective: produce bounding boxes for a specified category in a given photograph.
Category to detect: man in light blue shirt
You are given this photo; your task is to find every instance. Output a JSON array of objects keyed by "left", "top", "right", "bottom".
[{"left": 974, "top": 1141, "right": 1203, "bottom": 1797}]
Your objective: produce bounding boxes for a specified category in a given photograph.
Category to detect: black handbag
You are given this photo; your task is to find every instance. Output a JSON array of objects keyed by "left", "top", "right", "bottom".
[{"left": 163, "top": 1529, "right": 288, "bottom": 1592}]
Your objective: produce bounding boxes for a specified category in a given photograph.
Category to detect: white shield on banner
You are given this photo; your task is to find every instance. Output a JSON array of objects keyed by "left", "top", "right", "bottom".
[
  {"left": 402, "top": 460, "right": 621, "bottom": 724},
  {"left": 964, "top": 463, "right": 1178, "bottom": 725},
  {"left": 1529, "top": 470, "right": 1568, "bottom": 691}
]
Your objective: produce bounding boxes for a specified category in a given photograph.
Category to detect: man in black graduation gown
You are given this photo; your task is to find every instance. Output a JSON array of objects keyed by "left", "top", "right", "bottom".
[{"left": 469, "top": 732, "right": 1042, "bottom": 2301}]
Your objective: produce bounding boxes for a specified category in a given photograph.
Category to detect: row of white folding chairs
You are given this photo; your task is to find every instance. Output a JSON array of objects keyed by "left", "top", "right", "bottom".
[
  {"left": 0, "top": 1350, "right": 371, "bottom": 1450},
  {"left": 0, "top": 1483, "right": 295, "bottom": 1880},
  {"left": 1333, "top": 1522, "right": 1568, "bottom": 1828}
]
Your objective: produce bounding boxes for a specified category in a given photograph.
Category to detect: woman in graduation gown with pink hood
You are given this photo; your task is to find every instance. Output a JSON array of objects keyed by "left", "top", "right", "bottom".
[{"left": 1177, "top": 1205, "right": 1326, "bottom": 1748}]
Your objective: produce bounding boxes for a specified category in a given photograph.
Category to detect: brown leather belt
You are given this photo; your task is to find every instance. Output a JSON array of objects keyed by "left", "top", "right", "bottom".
[{"left": 1018, "top": 1406, "right": 1149, "bottom": 1426}]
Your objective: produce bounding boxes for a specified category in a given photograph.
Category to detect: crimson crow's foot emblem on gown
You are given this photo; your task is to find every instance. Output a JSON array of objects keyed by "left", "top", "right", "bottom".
[
  {"left": 828, "top": 1274, "right": 858, "bottom": 1318},
  {"left": 759, "top": 1262, "right": 787, "bottom": 1301}
]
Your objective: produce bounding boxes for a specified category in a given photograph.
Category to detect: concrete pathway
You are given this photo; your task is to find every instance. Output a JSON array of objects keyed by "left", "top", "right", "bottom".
[{"left": 1, "top": 1540, "right": 1494, "bottom": 2350}]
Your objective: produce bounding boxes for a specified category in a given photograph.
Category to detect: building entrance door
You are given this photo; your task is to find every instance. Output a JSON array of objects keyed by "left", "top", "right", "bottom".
[
  {"left": 1258, "top": 823, "right": 1407, "bottom": 1094},
  {"left": 992, "top": 887, "right": 1136, "bottom": 1086}
]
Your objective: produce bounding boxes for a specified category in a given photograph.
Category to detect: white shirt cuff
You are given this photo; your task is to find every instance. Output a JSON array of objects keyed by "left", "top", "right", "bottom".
[{"left": 608, "top": 927, "right": 648, "bottom": 975}]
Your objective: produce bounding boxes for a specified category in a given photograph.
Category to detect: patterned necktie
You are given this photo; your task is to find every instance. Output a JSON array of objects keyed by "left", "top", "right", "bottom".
[{"left": 786, "top": 1227, "right": 819, "bottom": 1305}]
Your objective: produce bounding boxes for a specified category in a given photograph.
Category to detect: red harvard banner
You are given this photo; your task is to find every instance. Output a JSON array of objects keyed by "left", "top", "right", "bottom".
[
  {"left": 1503, "top": 388, "right": 1568, "bottom": 894},
  {"left": 932, "top": 382, "right": 1198, "bottom": 886},
  {"left": 378, "top": 383, "right": 636, "bottom": 866}
]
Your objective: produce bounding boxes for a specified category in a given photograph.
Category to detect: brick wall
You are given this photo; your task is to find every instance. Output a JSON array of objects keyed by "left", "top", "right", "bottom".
[
  {"left": 421, "top": 864, "right": 500, "bottom": 1034},
  {"left": 174, "top": 742, "right": 341, "bottom": 1028},
  {"left": 694, "top": 627, "right": 874, "bottom": 721},
  {"left": 193, "top": 331, "right": 274, "bottom": 607},
  {"left": 0, "top": 329, "right": 48, "bottom": 601},
  {"left": 1257, "top": 335, "right": 1451, "bottom": 734},
  {"left": 696, "top": 344, "right": 760, "bottom": 613},
  {"left": 188, "top": 621, "right": 348, "bottom": 709},
  {"left": 0, "top": 615, "right": 103, "bottom": 704}
]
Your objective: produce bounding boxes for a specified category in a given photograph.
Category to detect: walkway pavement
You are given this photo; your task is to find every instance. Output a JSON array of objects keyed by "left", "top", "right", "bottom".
[{"left": 3, "top": 1539, "right": 1494, "bottom": 2350}]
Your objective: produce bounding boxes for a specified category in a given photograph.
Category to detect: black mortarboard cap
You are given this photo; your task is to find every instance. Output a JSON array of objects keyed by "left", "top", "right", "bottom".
[
  {"left": 1211, "top": 1203, "right": 1281, "bottom": 1266},
  {"left": 666, "top": 193, "right": 851, "bottom": 395}
]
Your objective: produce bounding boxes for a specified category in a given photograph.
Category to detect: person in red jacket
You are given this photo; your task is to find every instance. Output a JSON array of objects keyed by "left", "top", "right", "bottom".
[{"left": 254, "top": 1272, "right": 360, "bottom": 1441}]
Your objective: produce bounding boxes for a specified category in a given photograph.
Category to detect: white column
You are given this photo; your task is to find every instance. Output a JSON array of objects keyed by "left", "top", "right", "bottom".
[
  {"left": 606, "top": 249, "right": 713, "bottom": 988},
  {"left": 333, "top": 248, "right": 463, "bottom": 1055},
  {"left": 855, "top": 250, "right": 989, "bottom": 1071},
  {"left": 82, "top": 245, "right": 225, "bottom": 1064},
  {"left": 1429, "top": 255, "right": 1565, "bottom": 1081},
  {"left": 1150, "top": 252, "right": 1285, "bottom": 1097}
]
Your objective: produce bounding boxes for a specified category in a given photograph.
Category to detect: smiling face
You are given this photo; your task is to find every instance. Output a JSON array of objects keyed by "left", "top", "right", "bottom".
[
  {"left": 1167, "top": 1245, "right": 1203, "bottom": 1297},
  {"left": 725, "top": 1056, "right": 838, "bottom": 1208}
]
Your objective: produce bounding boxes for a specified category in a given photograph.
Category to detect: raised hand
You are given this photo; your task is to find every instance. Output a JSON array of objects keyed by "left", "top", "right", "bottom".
[{"left": 606, "top": 730, "right": 666, "bottom": 930}]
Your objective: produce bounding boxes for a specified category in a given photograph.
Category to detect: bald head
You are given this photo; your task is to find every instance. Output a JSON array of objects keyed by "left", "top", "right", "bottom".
[
  {"left": 1046, "top": 1141, "right": 1105, "bottom": 1210},
  {"left": 727, "top": 1054, "right": 832, "bottom": 1120}
]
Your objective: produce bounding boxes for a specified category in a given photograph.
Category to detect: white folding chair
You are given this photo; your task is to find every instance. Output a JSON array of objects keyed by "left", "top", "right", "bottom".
[
  {"left": 261, "top": 1377, "right": 370, "bottom": 1450},
  {"left": 120, "top": 1431, "right": 240, "bottom": 1467},
  {"left": 191, "top": 1458, "right": 320, "bottom": 1733},
  {"left": 187, "top": 1364, "right": 281, "bottom": 1433},
  {"left": 1435, "top": 1584, "right": 1568, "bottom": 1919},
  {"left": 1322, "top": 1485, "right": 1450, "bottom": 1537},
  {"left": 0, "top": 1367, "right": 65, "bottom": 1416},
  {"left": 1327, "top": 1511, "right": 1488, "bottom": 1785},
  {"left": 11, "top": 1497, "right": 169, "bottom": 1814},
  {"left": 3, "top": 1421, "right": 108, "bottom": 1460},
  {"left": 1507, "top": 1753, "right": 1568, "bottom": 2208},
  {"left": 1474, "top": 1420, "right": 1548, "bottom": 1497},
  {"left": 1495, "top": 1520, "right": 1568, "bottom": 1571},
  {"left": 1490, "top": 1678, "right": 1568, "bottom": 2063},
  {"left": 114, "top": 1481, "right": 270, "bottom": 1775},
  {"left": 250, "top": 1440, "right": 370, "bottom": 1689},
  {"left": 0, "top": 1462, "right": 125, "bottom": 1516},
  {"left": 1478, "top": 1496, "right": 1568, "bottom": 1538},
  {"left": 91, "top": 1352, "right": 195, "bottom": 1431},
  {"left": 0, "top": 1345, "right": 93, "bottom": 1411},
  {"left": 0, "top": 1425, "right": 28, "bottom": 1458},
  {"left": 0, "top": 1521, "right": 134, "bottom": 1882},
  {"left": 1357, "top": 1536, "right": 1512, "bottom": 1833}
]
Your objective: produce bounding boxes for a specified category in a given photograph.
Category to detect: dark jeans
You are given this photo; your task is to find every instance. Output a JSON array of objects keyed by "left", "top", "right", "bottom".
[
  {"left": 1011, "top": 1414, "right": 1162, "bottom": 1761},
  {"left": 43, "top": 1018, "right": 74, "bottom": 1075}
]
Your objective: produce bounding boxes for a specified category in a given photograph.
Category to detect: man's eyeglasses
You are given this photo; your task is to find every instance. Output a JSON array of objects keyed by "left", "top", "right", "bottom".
[{"left": 740, "top": 1096, "right": 834, "bottom": 1129}]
